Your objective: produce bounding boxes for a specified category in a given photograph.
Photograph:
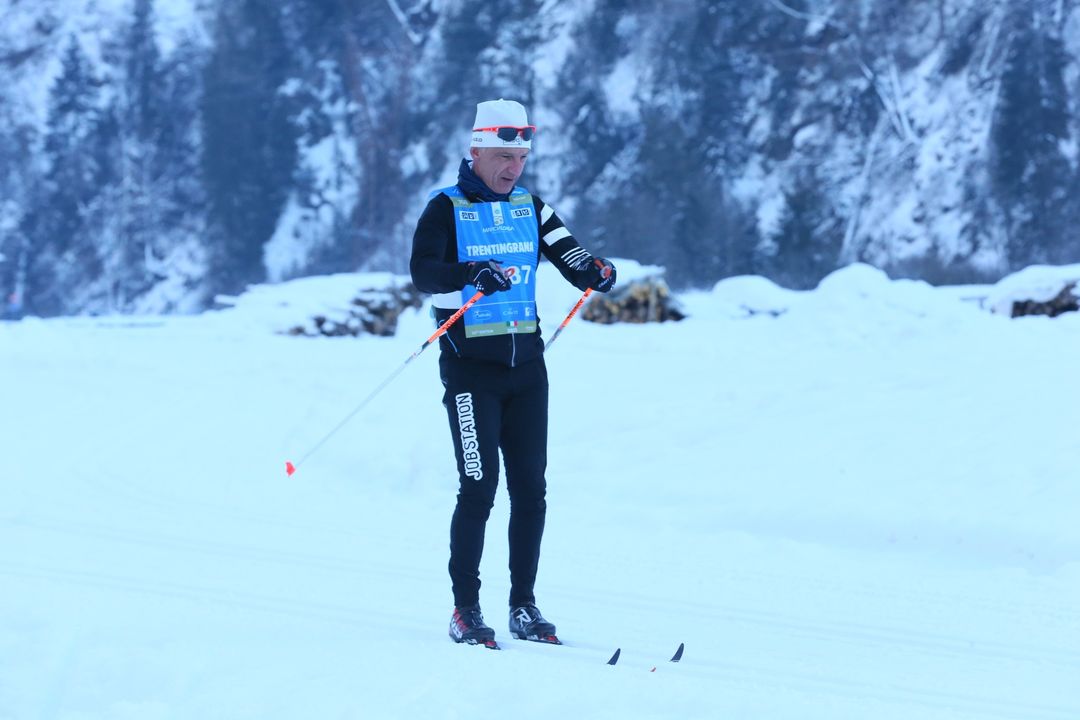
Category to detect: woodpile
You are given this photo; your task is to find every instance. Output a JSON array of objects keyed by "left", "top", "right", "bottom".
[
  {"left": 285, "top": 283, "right": 424, "bottom": 337},
  {"left": 581, "top": 276, "right": 686, "bottom": 324},
  {"left": 1010, "top": 281, "right": 1079, "bottom": 318}
]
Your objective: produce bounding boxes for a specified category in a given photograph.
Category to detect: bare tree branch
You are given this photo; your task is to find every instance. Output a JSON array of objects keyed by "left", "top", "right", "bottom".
[
  {"left": 761, "top": 0, "right": 825, "bottom": 23},
  {"left": 383, "top": 0, "right": 422, "bottom": 46}
]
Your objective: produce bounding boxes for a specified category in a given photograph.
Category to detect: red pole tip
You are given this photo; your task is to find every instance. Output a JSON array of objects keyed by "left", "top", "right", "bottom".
[{"left": 285, "top": 461, "right": 296, "bottom": 477}]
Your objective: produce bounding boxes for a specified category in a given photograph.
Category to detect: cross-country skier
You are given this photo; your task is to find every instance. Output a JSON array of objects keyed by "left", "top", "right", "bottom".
[{"left": 410, "top": 98, "right": 617, "bottom": 647}]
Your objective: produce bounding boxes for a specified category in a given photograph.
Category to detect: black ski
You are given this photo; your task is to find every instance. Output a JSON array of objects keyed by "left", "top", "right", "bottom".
[
  {"left": 605, "top": 643, "right": 684, "bottom": 667},
  {"left": 520, "top": 634, "right": 562, "bottom": 645}
]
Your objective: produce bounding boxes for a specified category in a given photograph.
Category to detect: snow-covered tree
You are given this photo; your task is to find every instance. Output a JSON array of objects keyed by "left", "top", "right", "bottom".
[
  {"left": 20, "top": 36, "right": 107, "bottom": 315},
  {"left": 202, "top": 0, "right": 297, "bottom": 294},
  {"left": 990, "top": 2, "right": 1073, "bottom": 267}
]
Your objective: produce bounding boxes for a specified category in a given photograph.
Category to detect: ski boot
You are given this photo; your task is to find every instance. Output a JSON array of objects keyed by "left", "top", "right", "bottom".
[
  {"left": 449, "top": 605, "right": 498, "bottom": 649},
  {"left": 509, "top": 603, "right": 561, "bottom": 644}
]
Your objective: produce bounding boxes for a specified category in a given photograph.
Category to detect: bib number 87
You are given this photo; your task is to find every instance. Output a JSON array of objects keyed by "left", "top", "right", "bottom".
[{"left": 503, "top": 264, "right": 532, "bottom": 285}]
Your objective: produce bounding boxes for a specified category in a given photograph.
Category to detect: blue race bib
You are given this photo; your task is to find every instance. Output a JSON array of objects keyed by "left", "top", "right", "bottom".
[{"left": 441, "top": 187, "right": 539, "bottom": 338}]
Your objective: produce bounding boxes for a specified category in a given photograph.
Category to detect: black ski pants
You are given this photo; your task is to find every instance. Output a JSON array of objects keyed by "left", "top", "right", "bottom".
[{"left": 439, "top": 354, "right": 548, "bottom": 609}]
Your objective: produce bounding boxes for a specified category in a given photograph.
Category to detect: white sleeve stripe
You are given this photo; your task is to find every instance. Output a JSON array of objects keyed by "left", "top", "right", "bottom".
[
  {"left": 560, "top": 247, "right": 593, "bottom": 270},
  {"left": 432, "top": 291, "right": 463, "bottom": 309},
  {"left": 542, "top": 226, "right": 572, "bottom": 244},
  {"left": 540, "top": 204, "right": 554, "bottom": 224},
  {"left": 561, "top": 247, "right": 588, "bottom": 264}
]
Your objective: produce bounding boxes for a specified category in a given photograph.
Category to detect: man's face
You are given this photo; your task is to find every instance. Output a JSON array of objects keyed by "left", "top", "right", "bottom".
[{"left": 470, "top": 147, "right": 529, "bottom": 195}]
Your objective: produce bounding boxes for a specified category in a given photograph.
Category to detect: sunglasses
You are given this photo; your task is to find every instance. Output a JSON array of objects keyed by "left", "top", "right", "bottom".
[{"left": 474, "top": 125, "right": 536, "bottom": 142}]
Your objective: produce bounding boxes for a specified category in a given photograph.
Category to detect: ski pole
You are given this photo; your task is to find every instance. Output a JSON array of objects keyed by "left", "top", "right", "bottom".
[
  {"left": 285, "top": 290, "right": 484, "bottom": 477},
  {"left": 545, "top": 288, "right": 592, "bottom": 350},
  {"left": 545, "top": 263, "right": 611, "bottom": 351}
]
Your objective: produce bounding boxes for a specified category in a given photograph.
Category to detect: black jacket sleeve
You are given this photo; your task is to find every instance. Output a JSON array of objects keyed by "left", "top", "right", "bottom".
[
  {"left": 410, "top": 194, "right": 469, "bottom": 294},
  {"left": 533, "top": 197, "right": 602, "bottom": 292}
]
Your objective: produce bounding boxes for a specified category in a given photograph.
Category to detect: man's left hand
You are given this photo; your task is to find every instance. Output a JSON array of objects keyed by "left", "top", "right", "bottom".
[{"left": 588, "top": 258, "right": 617, "bottom": 293}]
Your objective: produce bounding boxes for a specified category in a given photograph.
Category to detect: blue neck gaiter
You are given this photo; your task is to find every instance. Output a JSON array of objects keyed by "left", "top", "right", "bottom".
[{"left": 456, "top": 158, "right": 512, "bottom": 203}]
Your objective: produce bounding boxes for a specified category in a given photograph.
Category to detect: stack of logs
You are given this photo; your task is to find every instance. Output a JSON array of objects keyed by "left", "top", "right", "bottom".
[
  {"left": 1009, "top": 281, "right": 1079, "bottom": 318},
  {"left": 581, "top": 276, "right": 686, "bottom": 324},
  {"left": 285, "top": 283, "right": 424, "bottom": 337}
]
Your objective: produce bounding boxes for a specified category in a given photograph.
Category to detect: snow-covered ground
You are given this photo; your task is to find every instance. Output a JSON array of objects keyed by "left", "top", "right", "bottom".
[{"left": 2, "top": 263, "right": 1079, "bottom": 720}]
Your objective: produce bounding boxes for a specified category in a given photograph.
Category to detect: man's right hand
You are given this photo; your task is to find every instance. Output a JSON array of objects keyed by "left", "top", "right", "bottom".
[{"left": 465, "top": 260, "right": 512, "bottom": 295}]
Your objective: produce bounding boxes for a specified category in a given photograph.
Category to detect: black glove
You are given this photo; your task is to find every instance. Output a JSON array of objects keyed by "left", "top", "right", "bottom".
[
  {"left": 588, "top": 257, "right": 617, "bottom": 293},
  {"left": 464, "top": 260, "right": 512, "bottom": 296}
]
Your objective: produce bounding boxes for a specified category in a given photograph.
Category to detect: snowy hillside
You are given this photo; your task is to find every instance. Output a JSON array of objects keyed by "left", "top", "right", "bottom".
[
  {"left": 4, "top": 1, "right": 1080, "bottom": 316},
  {"left": 2, "top": 264, "right": 1079, "bottom": 719}
]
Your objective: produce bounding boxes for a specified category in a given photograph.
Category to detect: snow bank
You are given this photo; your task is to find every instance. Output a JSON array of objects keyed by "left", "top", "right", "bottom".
[
  {"left": 211, "top": 259, "right": 662, "bottom": 336},
  {"left": 212, "top": 272, "right": 409, "bottom": 334},
  {"left": 710, "top": 274, "right": 798, "bottom": 318},
  {"left": 706, "top": 263, "right": 960, "bottom": 323}
]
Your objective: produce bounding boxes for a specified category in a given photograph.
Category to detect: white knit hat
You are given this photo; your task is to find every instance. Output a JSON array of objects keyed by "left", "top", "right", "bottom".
[{"left": 471, "top": 99, "right": 534, "bottom": 149}]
